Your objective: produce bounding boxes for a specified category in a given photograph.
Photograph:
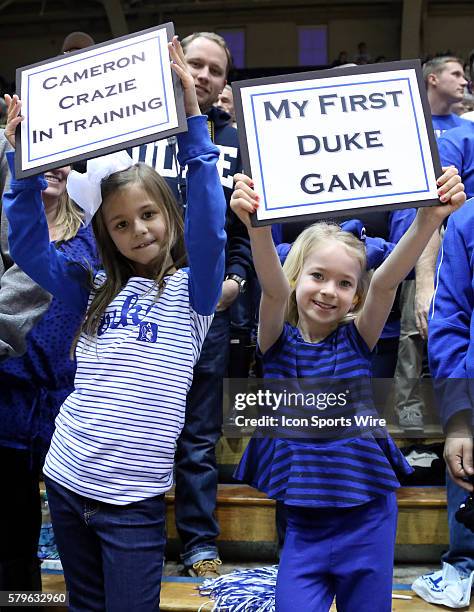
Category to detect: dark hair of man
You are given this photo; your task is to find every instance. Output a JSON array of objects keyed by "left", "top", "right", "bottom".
[{"left": 468, "top": 49, "right": 474, "bottom": 79}]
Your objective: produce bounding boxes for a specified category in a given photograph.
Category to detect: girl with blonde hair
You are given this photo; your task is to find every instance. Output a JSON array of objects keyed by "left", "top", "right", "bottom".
[{"left": 230, "top": 170, "right": 465, "bottom": 612}]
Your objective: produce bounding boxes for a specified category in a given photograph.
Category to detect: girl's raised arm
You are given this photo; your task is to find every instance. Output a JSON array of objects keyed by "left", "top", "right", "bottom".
[
  {"left": 170, "top": 36, "right": 227, "bottom": 315},
  {"left": 2, "top": 95, "right": 90, "bottom": 315},
  {"left": 231, "top": 175, "right": 290, "bottom": 353},
  {"left": 356, "top": 167, "right": 465, "bottom": 350}
]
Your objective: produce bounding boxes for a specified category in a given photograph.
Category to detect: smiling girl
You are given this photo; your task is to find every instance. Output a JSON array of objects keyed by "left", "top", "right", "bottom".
[
  {"left": 230, "top": 170, "right": 465, "bottom": 612},
  {"left": 3, "top": 37, "right": 226, "bottom": 610}
]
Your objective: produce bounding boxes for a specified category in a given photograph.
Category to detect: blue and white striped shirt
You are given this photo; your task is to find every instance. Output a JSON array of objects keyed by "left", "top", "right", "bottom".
[
  {"left": 43, "top": 270, "right": 213, "bottom": 504},
  {"left": 4, "top": 115, "right": 227, "bottom": 505}
]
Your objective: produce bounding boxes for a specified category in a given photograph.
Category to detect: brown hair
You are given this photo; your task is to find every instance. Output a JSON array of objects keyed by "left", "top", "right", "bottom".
[
  {"left": 181, "top": 32, "right": 233, "bottom": 77},
  {"left": 283, "top": 222, "right": 370, "bottom": 327},
  {"left": 422, "top": 56, "right": 465, "bottom": 86},
  {"left": 75, "top": 163, "right": 186, "bottom": 344}
]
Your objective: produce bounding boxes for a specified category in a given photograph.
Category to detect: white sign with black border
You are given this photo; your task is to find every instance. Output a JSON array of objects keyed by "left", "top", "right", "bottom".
[
  {"left": 232, "top": 60, "right": 441, "bottom": 226},
  {"left": 16, "top": 22, "right": 186, "bottom": 178}
]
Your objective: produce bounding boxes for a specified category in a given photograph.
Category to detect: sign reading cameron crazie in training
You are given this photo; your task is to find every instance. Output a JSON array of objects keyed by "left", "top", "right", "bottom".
[
  {"left": 233, "top": 61, "right": 441, "bottom": 226},
  {"left": 16, "top": 22, "right": 186, "bottom": 178}
]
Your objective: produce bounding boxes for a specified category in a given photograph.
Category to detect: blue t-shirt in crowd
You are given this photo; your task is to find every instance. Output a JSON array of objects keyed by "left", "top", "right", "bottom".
[
  {"left": 438, "top": 122, "right": 474, "bottom": 198},
  {"left": 432, "top": 113, "right": 470, "bottom": 139}
]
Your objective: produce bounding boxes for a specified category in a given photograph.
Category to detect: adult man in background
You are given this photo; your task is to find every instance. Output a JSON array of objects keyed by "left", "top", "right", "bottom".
[
  {"left": 216, "top": 84, "right": 236, "bottom": 127},
  {"left": 132, "top": 31, "right": 251, "bottom": 578},
  {"left": 436, "top": 51, "right": 474, "bottom": 199},
  {"left": 412, "top": 199, "right": 474, "bottom": 609},
  {"left": 424, "top": 56, "right": 469, "bottom": 137},
  {"left": 411, "top": 50, "right": 474, "bottom": 608},
  {"left": 393, "top": 56, "right": 468, "bottom": 431}
]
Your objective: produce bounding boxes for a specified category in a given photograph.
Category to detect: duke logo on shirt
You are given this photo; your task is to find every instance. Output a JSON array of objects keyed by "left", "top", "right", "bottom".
[{"left": 137, "top": 322, "right": 158, "bottom": 343}]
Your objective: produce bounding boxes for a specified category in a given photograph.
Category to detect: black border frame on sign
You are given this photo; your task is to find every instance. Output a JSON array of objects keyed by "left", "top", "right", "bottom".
[
  {"left": 15, "top": 22, "right": 187, "bottom": 178},
  {"left": 232, "top": 59, "right": 442, "bottom": 227}
]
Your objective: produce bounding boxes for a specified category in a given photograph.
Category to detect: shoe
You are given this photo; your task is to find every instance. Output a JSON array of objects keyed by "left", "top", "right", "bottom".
[
  {"left": 404, "top": 448, "right": 438, "bottom": 469},
  {"left": 412, "top": 563, "right": 474, "bottom": 608},
  {"left": 398, "top": 406, "right": 424, "bottom": 431},
  {"left": 188, "top": 558, "right": 222, "bottom": 578}
]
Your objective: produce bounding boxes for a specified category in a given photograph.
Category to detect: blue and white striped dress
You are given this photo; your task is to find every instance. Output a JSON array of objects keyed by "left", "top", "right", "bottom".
[{"left": 235, "top": 321, "right": 412, "bottom": 508}]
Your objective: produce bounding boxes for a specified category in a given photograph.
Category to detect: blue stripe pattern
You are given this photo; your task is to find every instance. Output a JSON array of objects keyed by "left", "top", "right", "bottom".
[
  {"left": 43, "top": 269, "right": 213, "bottom": 505},
  {"left": 235, "top": 322, "right": 411, "bottom": 508}
]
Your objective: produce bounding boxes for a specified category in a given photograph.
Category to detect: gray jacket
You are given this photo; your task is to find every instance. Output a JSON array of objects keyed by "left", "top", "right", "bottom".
[{"left": 0, "top": 130, "right": 51, "bottom": 359}]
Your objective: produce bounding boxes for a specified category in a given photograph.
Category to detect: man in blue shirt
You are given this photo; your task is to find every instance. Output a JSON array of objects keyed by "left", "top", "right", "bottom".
[
  {"left": 412, "top": 200, "right": 474, "bottom": 608},
  {"left": 393, "top": 57, "right": 469, "bottom": 432},
  {"left": 411, "top": 53, "right": 474, "bottom": 608},
  {"left": 423, "top": 56, "right": 469, "bottom": 138}
]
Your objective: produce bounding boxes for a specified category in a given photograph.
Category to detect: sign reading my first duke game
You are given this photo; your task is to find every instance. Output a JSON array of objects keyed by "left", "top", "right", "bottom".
[
  {"left": 16, "top": 23, "right": 186, "bottom": 178},
  {"left": 233, "top": 60, "right": 441, "bottom": 225}
]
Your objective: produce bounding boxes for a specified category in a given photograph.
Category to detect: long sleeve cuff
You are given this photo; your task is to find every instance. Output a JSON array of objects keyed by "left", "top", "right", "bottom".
[{"left": 6, "top": 151, "right": 47, "bottom": 192}]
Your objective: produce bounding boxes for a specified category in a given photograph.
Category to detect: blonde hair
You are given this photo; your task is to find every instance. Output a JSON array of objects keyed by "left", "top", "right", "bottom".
[
  {"left": 51, "top": 191, "right": 84, "bottom": 244},
  {"left": 283, "top": 222, "right": 370, "bottom": 327}
]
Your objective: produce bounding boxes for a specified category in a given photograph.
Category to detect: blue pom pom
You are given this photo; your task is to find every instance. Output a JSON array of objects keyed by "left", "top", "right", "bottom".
[{"left": 198, "top": 566, "right": 278, "bottom": 611}]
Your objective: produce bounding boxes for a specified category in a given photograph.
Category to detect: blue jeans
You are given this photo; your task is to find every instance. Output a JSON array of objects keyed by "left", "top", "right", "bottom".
[
  {"left": 174, "top": 309, "right": 230, "bottom": 566},
  {"left": 44, "top": 476, "right": 165, "bottom": 611},
  {"left": 442, "top": 473, "right": 474, "bottom": 577}
]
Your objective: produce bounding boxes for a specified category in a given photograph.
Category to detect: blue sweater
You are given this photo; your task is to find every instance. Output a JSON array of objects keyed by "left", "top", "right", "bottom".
[
  {"left": 0, "top": 225, "right": 97, "bottom": 463},
  {"left": 235, "top": 321, "right": 412, "bottom": 507},
  {"left": 429, "top": 198, "right": 474, "bottom": 426}
]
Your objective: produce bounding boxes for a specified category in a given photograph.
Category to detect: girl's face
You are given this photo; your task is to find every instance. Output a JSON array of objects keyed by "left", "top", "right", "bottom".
[
  {"left": 295, "top": 239, "right": 361, "bottom": 336},
  {"left": 102, "top": 183, "right": 168, "bottom": 277},
  {"left": 43, "top": 166, "right": 70, "bottom": 199}
]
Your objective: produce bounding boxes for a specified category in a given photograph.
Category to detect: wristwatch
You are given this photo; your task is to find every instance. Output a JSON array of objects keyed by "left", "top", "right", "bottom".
[{"left": 225, "top": 273, "right": 247, "bottom": 293}]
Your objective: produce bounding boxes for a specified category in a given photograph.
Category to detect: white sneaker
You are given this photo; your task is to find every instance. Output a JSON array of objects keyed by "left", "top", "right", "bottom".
[
  {"left": 412, "top": 562, "right": 474, "bottom": 608},
  {"left": 404, "top": 449, "right": 438, "bottom": 468}
]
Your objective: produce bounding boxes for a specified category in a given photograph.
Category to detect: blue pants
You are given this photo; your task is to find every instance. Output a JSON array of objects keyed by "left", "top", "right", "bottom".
[
  {"left": 174, "top": 310, "right": 230, "bottom": 566},
  {"left": 442, "top": 472, "right": 474, "bottom": 576},
  {"left": 275, "top": 493, "right": 397, "bottom": 612},
  {"left": 45, "top": 476, "right": 166, "bottom": 611}
]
